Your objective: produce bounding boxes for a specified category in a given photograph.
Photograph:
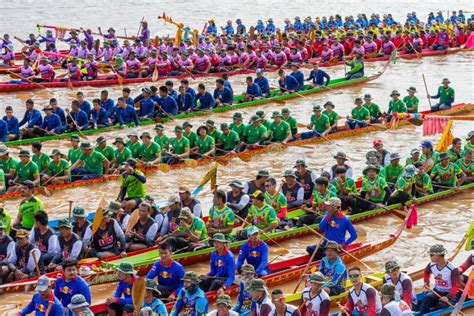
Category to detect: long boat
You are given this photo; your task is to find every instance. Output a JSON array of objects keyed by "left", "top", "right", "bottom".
[
  {"left": 2, "top": 182, "right": 471, "bottom": 294},
  {"left": 1, "top": 102, "right": 472, "bottom": 202}
]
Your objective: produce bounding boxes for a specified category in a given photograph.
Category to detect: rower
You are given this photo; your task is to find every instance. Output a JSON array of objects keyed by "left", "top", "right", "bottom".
[
  {"left": 344, "top": 51, "right": 364, "bottom": 79},
  {"left": 114, "top": 97, "right": 139, "bottom": 127},
  {"left": 156, "top": 85, "right": 178, "bottom": 116},
  {"left": 412, "top": 162, "right": 434, "bottom": 197},
  {"left": 33, "top": 56, "right": 55, "bottom": 82},
  {"left": 322, "top": 101, "right": 339, "bottom": 133},
  {"left": 330, "top": 151, "right": 353, "bottom": 180},
  {"left": 264, "top": 177, "right": 288, "bottom": 227},
  {"left": 268, "top": 111, "right": 292, "bottom": 144},
  {"left": 237, "top": 226, "right": 270, "bottom": 277},
  {"left": 19, "top": 276, "right": 63, "bottom": 316},
  {"left": 281, "top": 108, "right": 298, "bottom": 139},
  {"left": 306, "top": 197, "right": 357, "bottom": 259},
  {"left": 358, "top": 164, "right": 391, "bottom": 212},
  {"left": 181, "top": 122, "right": 197, "bottom": 149},
  {"left": 302, "top": 272, "right": 330, "bottom": 316},
  {"left": 195, "top": 83, "right": 215, "bottom": 110},
  {"left": 271, "top": 289, "right": 301, "bottom": 316},
  {"left": 88, "top": 205, "right": 126, "bottom": 259},
  {"left": 71, "top": 206, "right": 92, "bottom": 247},
  {"left": 136, "top": 88, "right": 156, "bottom": 120},
  {"left": 153, "top": 124, "right": 170, "bottom": 158},
  {"left": 277, "top": 69, "right": 299, "bottom": 94},
  {"left": 0, "top": 223, "right": 14, "bottom": 265},
  {"left": 208, "top": 294, "right": 239, "bottom": 316},
  {"left": 248, "top": 278, "right": 275, "bottom": 315},
  {"left": 66, "top": 100, "right": 90, "bottom": 133},
  {"left": 344, "top": 266, "right": 382, "bottom": 315},
  {"left": 193, "top": 125, "right": 215, "bottom": 158},
  {"left": 447, "top": 138, "right": 463, "bottom": 163},
  {"left": 346, "top": 97, "right": 370, "bottom": 129},
  {"left": 380, "top": 283, "right": 412, "bottom": 316},
  {"left": 256, "top": 110, "right": 271, "bottom": 131},
  {"left": 373, "top": 138, "right": 391, "bottom": 166},
  {"left": 383, "top": 260, "right": 415, "bottom": 308},
  {"left": 430, "top": 152, "right": 465, "bottom": 190},
  {"left": 219, "top": 123, "right": 241, "bottom": 153},
  {"left": 381, "top": 153, "right": 404, "bottom": 188},
  {"left": 428, "top": 78, "right": 455, "bottom": 112},
  {"left": 171, "top": 271, "right": 209, "bottom": 316},
  {"left": 214, "top": 78, "right": 234, "bottom": 106},
  {"left": 387, "top": 164, "right": 417, "bottom": 212},
  {"left": 363, "top": 94, "right": 383, "bottom": 124},
  {"left": 105, "top": 262, "right": 137, "bottom": 316},
  {"left": 70, "top": 142, "right": 109, "bottom": 180},
  {"left": 156, "top": 195, "right": 182, "bottom": 239},
  {"left": 31, "top": 143, "right": 50, "bottom": 178},
  {"left": 67, "top": 294, "right": 93, "bottom": 316},
  {"left": 457, "top": 150, "right": 474, "bottom": 184},
  {"left": 233, "top": 263, "right": 256, "bottom": 315},
  {"left": 67, "top": 135, "right": 82, "bottom": 165},
  {"left": 318, "top": 241, "right": 347, "bottom": 295},
  {"left": 179, "top": 185, "right": 202, "bottom": 217},
  {"left": 230, "top": 112, "right": 246, "bottom": 141},
  {"left": 4, "top": 105, "right": 20, "bottom": 141},
  {"left": 306, "top": 62, "right": 330, "bottom": 88},
  {"left": 0, "top": 146, "right": 17, "bottom": 187},
  {"left": 420, "top": 244, "right": 460, "bottom": 314},
  {"left": 126, "top": 130, "right": 142, "bottom": 159},
  {"left": 7, "top": 150, "right": 40, "bottom": 193},
  {"left": 95, "top": 136, "right": 114, "bottom": 162},
  {"left": 54, "top": 259, "right": 91, "bottom": 314},
  {"left": 331, "top": 166, "right": 357, "bottom": 213},
  {"left": 458, "top": 240, "right": 473, "bottom": 286},
  {"left": 404, "top": 87, "right": 419, "bottom": 113},
  {"left": 139, "top": 132, "right": 162, "bottom": 166},
  {"left": 125, "top": 202, "right": 158, "bottom": 252},
  {"left": 29, "top": 211, "right": 58, "bottom": 267},
  {"left": 110, "top": 137, "right": 132, "bottom": 168},
  {"left": 464, "top": 131, "right": 474, "bottom": 153},
  {"left": 386, "top": 90, "right": 407, "bottom": 123},
  {"left": 207, "top": 189, "right": 235, "bottom": 238},
  {"left": 11, "top": 180, "right": 45, "bottom": 231},
  {"left": 90, "top": 99, "right": 110, "bottom": 129},
  {"left": 42, "top": 149, "right": 71, "bottom": 185},
  {"left": 243, "top": 76, "right": 262, "bottom": 102},
  {"left": 2, "top": 229, "right": 41, "bottom": 282},
  {"left": 301, "top": 105, "right": 331, "bottom": 140},
  {"left": 166, "top": 125, "right": 191, "bottom": 165},
  {"left": 32, "top": 104, "right": 62, "bottom": 139},
  {"left": 18, "top": 99, "right": 42, "bottom": 140},
  {"left": 166, "top": 207, "right": 207, "bottom": 253},
  {"left": 199, "top": 233, "right": 235, "bottom": 293},
  {"left": 420, "top": 140, "right": 439, "bottom": 172},
  {"left": 49, "top": 218, "right": 83, "bottom": 270},
  {"left": 406, "top": 147, "right": 422, "bottom": 166},
  {"left": 146, "top": 243, "right": 185, "bottom": 300},
  {"left": 289, "top": 63, "right": 304, "bottom": 91},
  {"left": 281, "top": 170, "right": 304, "bottom": 209},
  {"left": 254, "top": 69, "right": 270, "bottom": 98},
  {"left": 141, "top": 279, "right": 167, "bottom": 315},
  {"left": 240, "top": 190, "right": 278, "bottom": 239},
  {"left": 299, "top": 177, "right": 336, "bottom": 226}
]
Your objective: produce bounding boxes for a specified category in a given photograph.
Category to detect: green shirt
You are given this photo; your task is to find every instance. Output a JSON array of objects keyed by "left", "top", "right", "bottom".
[
  {"left": 121, "top": 170, "right": 147, "bottom": 198},
  {"left": 47, "top": 159, "right": 71, "bottom": 181},
  {"left": 154, "top": 134, "right": 170, "bottom": 152},
  {"left": 331, "top": 177, "right": 357, "bottom": 195},
  {"left": 311, "top": 188, "right": 337, "bottom": 210},
  {"left": 457, "top": 158, "right": 473, "bottom": 177},
  {"left": 184, "top": 131, "right": 198, "bottom": 148},
  {"left": 196, "top": 135, "right": 215, "bottom": 155},
  {"left": 381, "top": 163, "right": 404, "bottom": 184},
  {"left": 126, "top": 140, "right": 143, "bottom": 159},
  {"left": 420, "top": 151, "right": 440, "bottom": 170},
  {"left": 244, "top": 124, "right": 267, "bottom": 144},
  {"left": 95, "top": 145, "right": 115, "bottom": 162},
  {"left": 388, "top": 99, "right": 407, "bottom": 114},
  {"left": 177, "top": 216, "right": 208, "bottom": 241},
  {"left": 140, "top": 142, "right": 161, "bottom": 162},
  {"left": 32, "top": 153, "right": 50, "bottom": 173},
  {"left": 0, "top": 210, "right": 11, "bottom": 235},
  {"left": 351, "top": 106, "right": 370, "bottom": 121},
  {"left": 414, "top": 172, "right": 433, "bottom": 194},
  {"left": 171, "top": 136, "right": 190, "bottom": 155},
  {"left": 430, "top": 162, "right": 463, "bottom": 186},
  {"left": 361, "top": 176, "right": 388, "bottom": 203},
  {"left": 0, "top": 156, "right": 19, "bottom": 175},
  {"left": 67, "top": 147, "right": 82, "bottom": 165},
  {"left": 363, "top": 103, "right": 382, "bottom": 118},
  {"left": 464, "top": 142, "right": 474, "bottom": 153},
  {"left": 247, "top": 203, "right": 278, "bottom": 230},
  {"left": 403, "top": 96, "right": 419, "bottom": 113},
  {"left": 405, "top": 156, "right": 421, "bottom": 166},
  {"left": 436, "top": 86, "right": 455, "bottom": 104},
  {"left": 283, "top": 116, "right": 298, "bottom": 136},
  {"left": 15, "top": 160, "right": 39, "bottom": 183},
  {"left": 209, "top": 206, "right": 235, "bottom": 237},
  {"left": 310, "top": 114, "right": 330, "bottom": 133},
  {"left": 219, "top": 130, "right": 240, "bottom": 151},
  {"left": 264, "top": 191, "right": 287, "bottom": 216},
  {"left": 322, "top": 110, "right": 339, "bottom": 126},
  {"left": 79, "top": 151, "right": 106, "bottom": 175},
  {"left": 114, "top": 147, "right": 132, "bottom": 165},
  {"left": 447, "top": 148, "right": 462, "bottom": 163},
  {"left": 269, "top": 120, "right": 290, "bottom": 142},
  {"left": 396, "top": 176, "right": 415, "bottom": 193},
  {"left": 230, "top": 122, "right": 247, "bottom": 139},
  {"left": 19, "top": 196, "right": 44, "bottom": 229},
  {"left": 0, "top": 169, "right": 5, "bottom": 194},
  {"left": 209, "top": 129, "right": 223, "bottom": 143}
]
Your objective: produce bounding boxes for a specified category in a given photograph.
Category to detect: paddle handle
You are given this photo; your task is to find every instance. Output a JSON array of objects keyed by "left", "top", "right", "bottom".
[
  {"left": 7, "top": 71, "right": 45, "bottom": 89},
  {"left": 422, "top": 74, "right": 433, "bottom": 108},
  {"left": 66, "top": 111, "right": 87, "bottom": 139},
  {"left": 233, "top": 213, "right": 287, "bottom": 251},
  {"left": 424, "top": 286, "right": 459, "bottom": 310},
  {"left": 293, "top": 237, "right": 322, "bottom": 293},
  {"left": 31, "top": 250, "right": 41, "bottom": 277},
  {"left": 68, "top": 201, "right": 73, "bottom": 221}
]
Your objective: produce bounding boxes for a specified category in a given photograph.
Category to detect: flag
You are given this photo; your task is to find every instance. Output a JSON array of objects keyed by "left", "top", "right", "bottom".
[
  {"left": 465, "top": 220, "right": 474, "bottom": 251},
  {"left": 435, "top": 119, "right": 454, "bottom": 153},
  {"left": 192, "top": 163, "right": 218, "bottom": 196},
  {"left": 406, "top": 204, "right": 418, "bottom": 229},
  {"left": 391, "top": 49, "right": 397, "bottom": 64}
]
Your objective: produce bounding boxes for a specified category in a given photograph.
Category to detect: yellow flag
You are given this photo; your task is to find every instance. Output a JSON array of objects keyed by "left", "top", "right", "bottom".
[
  {"left": 192, "top": 163, "right": 218, "bottom": 196},
  {"left": 465, "top": 221, "right": 474, "bottom": 251},
  {"left": 435, "top": 120, "right": 454, "bottom": 153}
]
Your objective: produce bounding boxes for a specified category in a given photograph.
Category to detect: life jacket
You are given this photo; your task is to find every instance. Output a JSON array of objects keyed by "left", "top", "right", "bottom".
[
  {"left": 349, "top": 283, "right": 382, "bottom": 314},
  {"left": 246, "top": 180, "right": 266, "bottom": 196},
  {"left": 73, "top": 220, "right": 91, "bottom": 240},
  {"left": 132, "top": 217, "right": 155, "bottom": 243},
  {"left": 93, "top": 220, "right": 118, "bottom": 252},
  {"left": 33, "top": 227, "right": 54, "bottom": 253},
  {"left": 58, "top": 233, "right": 83, "bottom": 260},
  {"left": 227, "top": 191, "right": 250, "bottom": 215},
  {"left": 281, "top": 181, "right": 302, "bottom": 203},
  {"left": 301, "top": 287, "right": 330, "bottom": 315},
  {"left": 428, "top": 261, "right": 456, "bottom": 292},
  {"left": 0, "top": 235, "right": 13, "bottom": 261}
]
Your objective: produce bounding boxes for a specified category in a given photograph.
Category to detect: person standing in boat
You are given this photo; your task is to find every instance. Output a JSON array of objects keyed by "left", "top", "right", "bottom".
[
  {"left": 29, "top": 211, "right": 58, "bottom": 267},
  {"left": 301, "top": 272, "right": 330, "bottom": 316},
  {"left": 172, "top": 271, "right": 209, "bottom": 316},
  {"left": 344, "top": 266, "right": 382, "bottom": 316}
]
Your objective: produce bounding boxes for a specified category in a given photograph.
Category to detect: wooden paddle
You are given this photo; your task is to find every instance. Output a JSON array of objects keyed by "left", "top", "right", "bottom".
[
  {"left": 31, "top": 250, "right": 41, "bottom": 276},
  {"left": 125, "top": 209, "right": 140, "bottom": 234},
  {"left": 233, "top": 213, "right": 289, "bottom": 255},
  {"left": 293, "top": 236, "right": 323, "bottom": 293},
  {"left": 451, "top": 271, "right": 474, "bottom": 315},
  {"left": 91, "top": 198, "right": 107, "bottom": 234},
  {"left": 36, "top": 165, "right": 71, "bottom": 196},
  {"left": 65, "top": 109, "right": 88, "bottom": 140},
  {"left": 67, "top": 200, "right": 73, "bottom": 221},
  {"left": 422, "top": 74, "right": 433, "bottom": 108},
  {"left": 132, "top": 276, "right": 146, "bottom": 312},
  {"left": 7, "top": 71, "right": 46, "bottom": 89},
  {"left": 424, "top": 285, "right": 461, "bottom": 313},
  {"left": 303, "top": 224, "right": 376, "bottom": 273}
]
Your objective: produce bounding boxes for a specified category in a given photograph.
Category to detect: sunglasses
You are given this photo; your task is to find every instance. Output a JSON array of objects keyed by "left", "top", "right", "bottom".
[
  {"left": 264, "top": 184, "right": 273, "bottom": 187},
  {"left": 349, "top": 274, "right": 360, "bottom": 278}
]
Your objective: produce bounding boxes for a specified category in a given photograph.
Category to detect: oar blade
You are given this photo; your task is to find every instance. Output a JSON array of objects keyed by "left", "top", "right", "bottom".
[
  {"left": 125, "top": 209, "right": 140, "bottom": 234},
  {"left": 132, "top": 276, "right": 146, "bottom": 311}
]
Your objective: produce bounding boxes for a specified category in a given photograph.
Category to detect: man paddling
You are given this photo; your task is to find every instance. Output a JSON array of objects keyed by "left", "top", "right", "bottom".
[
  {"left": 430, "top": 152, "right": 465, "bottom": 190},
  {"left": 207, "top": 189, "right": 235, "bottom": 238},
  {"left": 236, "top": 226, "right": 270, "bottom": 277},
  {"left": 380, "top": 283, "right": 412, "bottom": 315},
  {"left": 71, "top": 206, "right": 92, "bottom": 247},
  {"left": 43, "top": 149, "right": 71, "bottom": 185},
  {"left": 428, "top": 78, "right": 455, "bottom": 112},
  {"left": 358, "top": 164, "right": 391, "bottom": 212},
  {"left": 248, "top": 278, "right": 275, "bottom": 315},
  {"left": 344, "top": 266, "right": 382, "bottom": 316},
  {"left": 88, "top": 205, "right": 126, "bottom": 259},
  {"left": 172, "top": 271, "right": 209, "bottom": 316},
  {"left": 19, "top": 275, "right": 63, "bottom": 316},
  {"left": 125, "top": 202, "right": 158, "bottom": 252},
  {"left": 319, "top": 241, "right": 347, "bottom": 295},
  {"left": 383, "top": 260, "right": 415, "bottom": 308},
  {"left": 105, "top": 262, "right": 137, "bottom": 316},
  {"left": 302, "top": 272, "right": 330, "bottom": 316},
  {"left": 7, "top": 150, "right": 40, "bottom": 193},
  {"left": 70, "top": 142, "right": 109, "bottom": 180},
  {"left": 166, "top": 207, "right": 207, "bottom": 253},
  {"left": 29, "top": 211, "right": 58, "bottom": 267}
]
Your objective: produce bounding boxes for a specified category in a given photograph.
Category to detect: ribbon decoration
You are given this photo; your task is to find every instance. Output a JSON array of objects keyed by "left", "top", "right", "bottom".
[{"left": 422, "top": 115, "right": 452, "bottom": 136}]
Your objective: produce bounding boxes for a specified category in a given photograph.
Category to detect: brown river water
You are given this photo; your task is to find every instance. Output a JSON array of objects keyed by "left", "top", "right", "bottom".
[{"left": 0, "top": 0, "right": 474, "bottom": 314}]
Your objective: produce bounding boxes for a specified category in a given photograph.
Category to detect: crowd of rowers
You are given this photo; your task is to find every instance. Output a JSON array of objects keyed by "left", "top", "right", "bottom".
[
  {"left": 0, "top": 130, "right": 473, "bottom": 314},
  {"left": 1, "top": 11, "right": 471, "bottom": 81}
]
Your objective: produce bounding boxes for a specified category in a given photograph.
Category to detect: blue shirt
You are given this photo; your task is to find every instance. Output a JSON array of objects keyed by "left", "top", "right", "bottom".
[
  {"left": 78, "top": 100, "right": 92, "bottom": 116},
  {"left": 254, "top": 76, "right": 270, "bottom": 95},
  {"left": 53, "top": 107, "right": 67, "bottom": 125},
  {"left": 3, "top": 115, "right": 19, "bottom": 136},
  {"left": 319, "top": 256, "right": 347, "bottom": 292},
  {"left": 137, "top": 97, "right": 155, "bottom": 118},
  {"left": 223, "top": 25, "right": 234, "bottom": 35},
  {"left": 41, "top": 113, "right": 62, "bottom": 133},
  {"left": 291, "top": 71, "right": 305, "bottom": 90},
  {"left": 237, "top": 239, "right": 270, "bottom": 276},
  {"left": 319, "top": 212, "right": 358, "bottom": 246},
  {"left": 213, "top": 87, "right": 234, "bottom": 104},
  {"left": 186, "top": 87, "right": 197, "bottom": 106},
  {"left": 280, "top": 75, "right": 299, "bottom": 92},
  {"left": 172, "top": 287, "right": 208, "bottom": 316},
  {"left": 143, "top": 297, "right": 168, "bottom": 316},
  {"left": 224, "top": 80, "right": 233, "bottom": 93},
  {"left": 20, "top": 293, "right": 64, "bottom": 316},
  {"left": 206, "top": 25, "right": 217, "bottom": 36},
  {"left": 307, "top": 69, "right": 331, "bottom": 86},
  {"left": 101, "top": 98, "right": 115, "bottom": 117},
  {"left": 265, "top": 24, "right": 276, "bottom": 34},
  {"left": 246, "top": 83, "right": 262, "bottom": 97},
  {"left": 113, "top": 278, "right": 134, "bottom": 306},
  {"left": 146, "top": 259, "right": 185, "bottom": 295},
  {"left": 54, "top": 275, "right": 91, "bottom": 312},
  {"left": 157, "top": 95, "right": 178, "bottom": 115},
  {"left": 209, "top": 248, "right": 235, "bottom": 288},
  {"left": 116, "top": 105, "right": 139, "bottom": 126},
  {"left": 169, "top": 89, "right": 178, "bottom": 100},
  {"left": 233, "top": 281, "right": 255, "bottom": 315},
  {"left": 178, "top": 93, "right": 194, "bottom": 112},
  {"left": 0, "top": 120, "right": 8, "bottom": 141},
  {"left": 19, "top": 109, "right": 42, "bottom": 128},
  {"left": 91, "top": 107, "right": 109, "bottom": 126},
  {"left": 196, "top": 91, "right": 215, "bottom": 110},
  {"left": 68, "top": 110, "right": 89, "bottom": 130}
]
